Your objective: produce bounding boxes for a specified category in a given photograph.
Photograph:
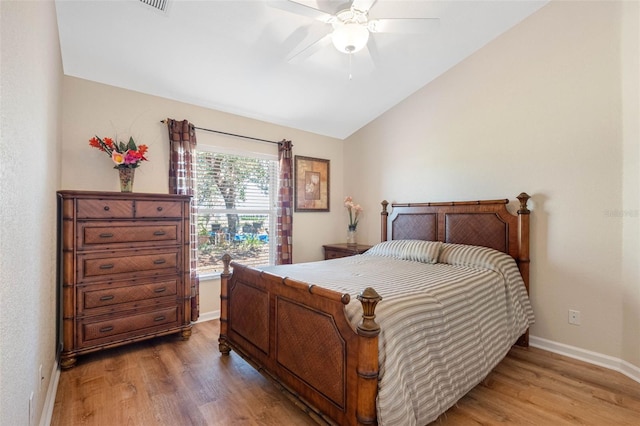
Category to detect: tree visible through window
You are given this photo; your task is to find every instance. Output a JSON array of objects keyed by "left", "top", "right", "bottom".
[{"left": 196, "top": 149, "right": 277, "bottom": 274}]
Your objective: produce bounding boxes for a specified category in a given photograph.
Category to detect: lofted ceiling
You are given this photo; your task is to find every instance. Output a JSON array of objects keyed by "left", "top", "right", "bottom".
[{"left": 55, "top": 0, "right": 548, "bottom": 139}]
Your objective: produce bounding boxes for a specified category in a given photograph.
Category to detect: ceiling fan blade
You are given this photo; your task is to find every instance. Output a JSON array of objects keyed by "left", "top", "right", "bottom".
[
  {"left": 366, "top": 36, "right": 381, "bottom": 68},
  {"left": 352, "top": 0, "right": 377, "bottom": 13},
  {"left": 281, "top": 24, "right": 312, "bottom": 55},
  {"left": 369, "top": 18, "right": 440, "bottom": 34},
  {"left": 286, "top": 32, "right": 333, "bottom": 63},
  {"left": 266, "top": 1, "right": 334, "bottom": 23}
]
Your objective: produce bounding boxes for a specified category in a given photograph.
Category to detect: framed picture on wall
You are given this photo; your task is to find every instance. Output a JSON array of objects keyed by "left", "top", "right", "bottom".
[{"left": 294, "top": 155, "right": 330, "bottom": 212}]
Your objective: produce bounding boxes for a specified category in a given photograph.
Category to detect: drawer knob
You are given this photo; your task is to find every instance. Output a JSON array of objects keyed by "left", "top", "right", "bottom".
[
  {"left": 156, "top": 206, "right": 163, "bottom": 212},
  {"left": 99, "top": 263, "right": 114, "bottom": 270},
  {"left": 103, "top": 206, "right": 110, "bottom": 211},
  {"left": 154, "top": 287, "right": 167, "bottom": 293},
  {"left": 99, "top": 326, "right": 114, "bottom": 333},
  {"left": 99, "top": 233, "right": 114, "bottom": 238},
  {"left": 153, "top": 230, "right": 166, "bottom": 236},
  {"left": 154, "top": 315, "right": 166, "bottom": 322},
  {"left": 153, "top": 259, "right": 166, "bottom": 265},
  {"left": 99, "top": 295, "right": 115, "bottom": 301}
]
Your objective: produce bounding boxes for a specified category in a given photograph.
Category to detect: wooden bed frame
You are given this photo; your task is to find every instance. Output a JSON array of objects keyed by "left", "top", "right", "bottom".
[{"left": 218, "top": 193, "right": 531, "bottom": 425}]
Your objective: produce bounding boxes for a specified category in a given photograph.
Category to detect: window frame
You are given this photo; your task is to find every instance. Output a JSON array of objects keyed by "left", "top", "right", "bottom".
[{"left": 195, "top": 144, "right": 278, "bottom": 278}]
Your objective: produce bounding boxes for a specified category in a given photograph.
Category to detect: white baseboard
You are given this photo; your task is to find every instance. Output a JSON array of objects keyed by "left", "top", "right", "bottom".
[
  {"left": 195, "top": 310, "right": 220, "bottom": 324},
  {"left": 530, "top": 335, "right": 640, "bottom": 384},
  {"left": 39, "top": 360, "right": 60, "bottom": 426}
]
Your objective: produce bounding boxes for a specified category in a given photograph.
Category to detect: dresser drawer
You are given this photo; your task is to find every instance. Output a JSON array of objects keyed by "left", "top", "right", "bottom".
[
  {"left": 78, "top": 221, "right": 180, "bottom": 249},
  {"left": 78, "top": 278, "right": 179, "bottom": 315},
  {"left": 78, "top": 248, "right": 180, "bottom": 282},
  {"left": 78, "top": 306, "right": 179, "bottom": 348},
  {"left": 136, "top": 200, "right": 183, "bottom": 218},
  {"left": 77, "top": 199, "right": 134, "bottom": 219}
]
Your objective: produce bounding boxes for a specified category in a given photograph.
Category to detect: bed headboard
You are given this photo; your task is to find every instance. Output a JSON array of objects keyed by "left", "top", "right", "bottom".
[{"left": 380, "top": 193, "right": 531, "bottom": 292}]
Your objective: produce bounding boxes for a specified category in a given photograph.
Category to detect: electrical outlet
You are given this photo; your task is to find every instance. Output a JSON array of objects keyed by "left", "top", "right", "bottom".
[{"left": 568, "top": 309, "right": 581, "bottom": 325}]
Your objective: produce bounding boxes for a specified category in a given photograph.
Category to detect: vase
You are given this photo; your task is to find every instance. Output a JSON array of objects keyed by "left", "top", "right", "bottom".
[
  {"left": 347, "top": 225, "right": 357, "bottom": 246},
  {"left": 118, "top": 167, "right": 135, "bottom": 192}
]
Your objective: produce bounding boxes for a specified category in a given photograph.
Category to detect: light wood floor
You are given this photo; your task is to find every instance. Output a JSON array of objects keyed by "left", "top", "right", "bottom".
[{"left": 51, "top": 320, "right": 640, "bottom": 425}]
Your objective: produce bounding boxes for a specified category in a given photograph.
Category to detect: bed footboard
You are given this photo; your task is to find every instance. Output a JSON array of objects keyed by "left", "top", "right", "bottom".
[{"left": 219, "top": 254, "right": 382, "bottom": 426}]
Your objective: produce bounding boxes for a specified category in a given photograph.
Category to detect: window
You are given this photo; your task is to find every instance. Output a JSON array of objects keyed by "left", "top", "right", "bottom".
[{"left": 195, "top": 148, "right": 278, "bottom": 275}]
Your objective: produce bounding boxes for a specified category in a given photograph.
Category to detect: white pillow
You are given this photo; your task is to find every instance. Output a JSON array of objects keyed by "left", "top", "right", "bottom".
[{"left": 364, "top": 240, "right": 442, "bottom": 264}]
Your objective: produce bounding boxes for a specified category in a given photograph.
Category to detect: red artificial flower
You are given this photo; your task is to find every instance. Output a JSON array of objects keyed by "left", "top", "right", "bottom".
[
  {"left": 103, "top": 137, "right": 115, "bottom": 150},
  {"left": 89, "top": 137, "right": 105, "bottom": 151}
]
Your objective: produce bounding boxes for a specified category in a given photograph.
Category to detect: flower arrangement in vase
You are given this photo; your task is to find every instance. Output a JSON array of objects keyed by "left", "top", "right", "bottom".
[
  {"left": 89, "top": 136, "right": 148, "bottom": 192},
  {"left": 344, "top": 196, "right": 363, "bottom": 246}
]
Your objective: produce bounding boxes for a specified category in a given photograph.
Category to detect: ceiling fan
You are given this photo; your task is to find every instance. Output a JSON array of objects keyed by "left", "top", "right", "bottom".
[{"left": 268, "top": 0, "right": 440, "bottom": 63}]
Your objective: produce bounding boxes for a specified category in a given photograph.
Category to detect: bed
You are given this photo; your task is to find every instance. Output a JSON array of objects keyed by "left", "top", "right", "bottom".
[{"left": 218, "top": 193, "right": 533, "bottom": 425}]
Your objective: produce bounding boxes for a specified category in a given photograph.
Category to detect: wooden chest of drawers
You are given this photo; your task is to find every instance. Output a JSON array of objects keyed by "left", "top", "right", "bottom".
[{"left": 57, "top": 190, "right": 192, "bottom": 368}]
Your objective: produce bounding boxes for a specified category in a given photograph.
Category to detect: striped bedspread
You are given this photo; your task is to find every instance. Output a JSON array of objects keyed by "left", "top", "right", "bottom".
[{"left": 259, "top": 243, "right": 535, "bottom": 425}]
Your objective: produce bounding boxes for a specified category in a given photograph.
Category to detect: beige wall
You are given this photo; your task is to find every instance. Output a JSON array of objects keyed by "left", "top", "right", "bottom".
[
  {"left": 345, "top": 0, "right": 640, "bottom": 369},
  {"left": 61, "top": 77, "right": 345, "bottom": 315},
  {"left": 1, "top": 4, "right": 637, "bottom": 426},
  {"left": 0, "top": 1, "right": 63, "bottom": 425},
  {"left": 621, "top": 0, "right": 640, "bottom": 369}
]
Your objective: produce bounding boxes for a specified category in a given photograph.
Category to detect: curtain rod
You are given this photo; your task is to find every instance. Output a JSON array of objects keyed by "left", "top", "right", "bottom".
[{"left": 160, "top": 120, "right": 285, "bottom": 145}]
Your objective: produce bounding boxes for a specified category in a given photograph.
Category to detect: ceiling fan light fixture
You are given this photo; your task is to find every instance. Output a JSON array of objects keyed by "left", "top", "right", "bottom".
[{"left": 331, "top": 23, "right": 369, "bottom": 54}]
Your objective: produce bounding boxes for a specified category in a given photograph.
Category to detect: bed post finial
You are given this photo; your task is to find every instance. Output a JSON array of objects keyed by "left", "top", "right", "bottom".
[
  {"left": 357, "top": 287, "right": 382, "bottom": 336},
  {"left": 381, "top": 200, "right": 389, "bottom": 242},
  {"left": 221, "top": 253, "right": 231, "bottom": 275},
  {"left": 517, "top": 192, "right": 531, "bottom": 214}
]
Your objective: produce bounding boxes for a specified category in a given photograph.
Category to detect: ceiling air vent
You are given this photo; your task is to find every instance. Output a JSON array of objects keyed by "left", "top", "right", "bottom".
[{"left": 139, "top": 0, "right": 170, "bottom": 14}]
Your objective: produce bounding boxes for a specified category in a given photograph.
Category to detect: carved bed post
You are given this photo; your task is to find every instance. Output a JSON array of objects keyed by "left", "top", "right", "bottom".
[
  {"left": 516, "top": 192, "right": 531, "bottom": 346},
  {"left": 219, "top": 253, "right": 232, "bottom": 355},
  {"left": 516, "top": 193, "right": 531, "bottom": 292},
  {"left": 380, "top": 200, "right": 389, "bottom": 242},
  {"left": 356, "top": 287, "right": 382, "bottom": 425}
]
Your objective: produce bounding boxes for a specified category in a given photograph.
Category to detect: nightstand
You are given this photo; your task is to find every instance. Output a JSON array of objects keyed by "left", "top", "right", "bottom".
[{"left": 323, "top": 243, "right": 372, "bottom": 260}]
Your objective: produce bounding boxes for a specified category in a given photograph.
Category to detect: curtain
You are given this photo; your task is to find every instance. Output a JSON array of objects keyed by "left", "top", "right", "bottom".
[
  {"left": 166, "top": 118, "right": 199, "bottom": 321},
  {"left": 276, "top": 140, "right": 293, "bottom": 264}
]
